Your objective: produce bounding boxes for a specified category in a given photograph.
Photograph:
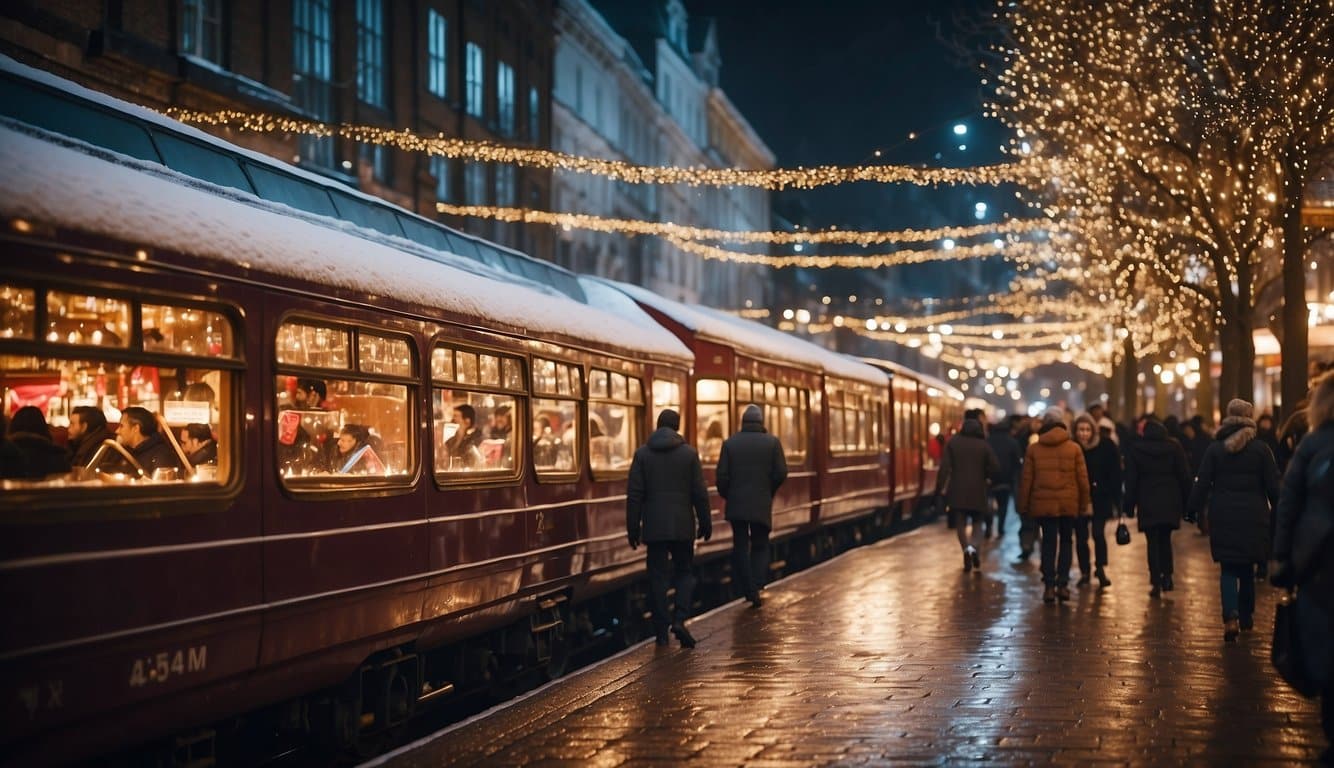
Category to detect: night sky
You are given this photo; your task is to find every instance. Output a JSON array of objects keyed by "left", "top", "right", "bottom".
[{"left": 685, "top": 0, "right": 1010, "bottom": 233}]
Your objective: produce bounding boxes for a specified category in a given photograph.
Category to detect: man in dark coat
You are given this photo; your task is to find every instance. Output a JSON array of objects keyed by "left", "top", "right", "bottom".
[
  {"left": 1188, "top": 399, "right": 1280, "bottom": 640},
  {"left": 716, "top": 404, "right": 787, "bottom": 607},
  {"left": 937, "top": 417, "right": 1000, "bottom": 571},
  {"left": 67, "top": 405, "right": 113, "bottom": 468},
  {"left": 1074, "top": 413, "right": 1122, "bottom": 588},
  {"left": 1124, "top": 418, "right": 1191, "bottom": 597},
  {"left": 116, "top": 406, "right": 182, "bottom": 477},
  {"left": 6, "top": 405, "right": 71, "bottom": 478},
  {"left": 987, "top": 416, "right": 1024, "bottom": 541},
  {"left": 626, "top": 409, "right": 712, "bottom": 647}
]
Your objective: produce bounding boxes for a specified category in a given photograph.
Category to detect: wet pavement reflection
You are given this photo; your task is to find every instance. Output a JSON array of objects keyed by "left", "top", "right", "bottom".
[{"left": 373, "top": 520, "right": 1324, "bottom": 766}]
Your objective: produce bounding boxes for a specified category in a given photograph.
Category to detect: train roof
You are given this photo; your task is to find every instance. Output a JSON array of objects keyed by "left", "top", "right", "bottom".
[
  {"left": 600, "top": 279, "right": 888, "bottom": 386},
  {"left": 0, "top": 122, "right": 693, "bottom": 363},
  {"left": 0, "top": 55, "right": 588, "bottom": 304},
  {"left": 862, "top": 357, "right": 965, "bottom": 400}
]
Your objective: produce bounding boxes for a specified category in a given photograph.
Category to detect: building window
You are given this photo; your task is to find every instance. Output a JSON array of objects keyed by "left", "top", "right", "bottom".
[
  {"left": 465, "top": 42, "right": 485, "bottom": 118},
  {"left": 528, "top": 85, "right": 539, "bottom": 141},
  {"left": 427, "top": 9, "right": 447, "bottom": 99},
  {"left": 293, "top": 0, "right": 334, "bottom": 168},
  {"left": 360, "top": 143, "right": 389, "bottom": 183},
  {"left": 181, "top": 0, "right": 223, "bottom": 64},
  {"left": 430, "top": 155, "right": 451, "bottom": 202},
  {"left": 496, "top": 60, "right": 515, "bottom": 136},
  {"left": 464, "top": 162, "right": 487, "bottom": 204},
  {"left": 355, "top": 0, "right": 385, "bottom": 108},
  {"left": 495, "top": 165, "right": 515, "bottom": 206}
]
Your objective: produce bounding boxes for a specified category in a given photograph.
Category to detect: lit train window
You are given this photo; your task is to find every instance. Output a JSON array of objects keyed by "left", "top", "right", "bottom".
[
  {"left": 0, "top": 284, "right": 241, "bottom": 495},
  {"left": 742, "top": 378, "right": 807, "bottom": 461},
  {"left": 589, "top": 369, "right": 643, "bottom": 478},
  {"left": 432, "top": 344, "right": 525, "bottom": 479},
  {"left": 1, "top": 284, "right": 35, "bottom": 339},
  {"left": 695, "top": 378, "right": 730, "bottom": 465},
  {"left": 45, "top": 291, "right": 130, "bottom": 347},
  {"left": 532, "top": 357, "right": 580, "bottom": 478},
  {"left": 274, "top": 319, "right": 416, "bottom": 487},
  {"left": 652, "top": 378, "right": 681, "bottom": 421}
]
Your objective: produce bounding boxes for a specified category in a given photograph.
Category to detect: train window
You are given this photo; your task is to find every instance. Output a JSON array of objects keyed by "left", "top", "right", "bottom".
[
  {"left": 589, "top": 370, "right": 609, "bottom": 398},
  {"left": 151, "top": 131, "right": 254, "bottom": 193},
  {"left": 431, "top": 344, "right": 525, "bottom": 480},
  {"left": 736, "top": 380, "right": 751, "bottom": 401},
  {"left": 275, "top": 321, "right": 417, "bottom": 487},
  {"left": 652, "top": 378, "right": 681, "bottom": 420},
  {"left": 479, "top": 354, "right": 501, "bottom": 387},
  {"left": 0, "top": 284, "right": 240, "bottom": 494},
  {"left": 1, "top": 285, "right": 35, "bottom": 339},
  {"left": 531, "top": 357, "right": 580, "bottom": 478},
  {"left": 430, "top": 347, "right": 454, "bottom": 380},
  {"left": 245, "top": 164, "right": 339, "bottom": 218},
  {"left": 142, "top": 304, "right": 234, "bottom": 357},
  {"left": 276, "top": 321, "right": 350, "bottom": 369},
  {"left": 45, "top": 291, "right": 131, "bottom": 348},
  {"left": 695, "top": 378, "right": 730, "bottom": 464},
  {"left": 588, "top": 369, "right": 643, "bottom": 478},
  {"left": 0, "top": 77, "right": 160, "bottom": 163},
  {"left": 457, "top": 351, "right": 479, "bottom": 384},
  {"left": 503, "top": 358, "right": 523, "bottom": 390},
  {"left": 743, "top": 379, "right": 807, "bottom": 461}
]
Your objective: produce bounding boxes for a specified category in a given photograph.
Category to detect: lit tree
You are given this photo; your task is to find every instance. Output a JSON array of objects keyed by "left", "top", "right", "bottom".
[{"left": 989, "top": 0, "right": 1334, "bottom": 407}]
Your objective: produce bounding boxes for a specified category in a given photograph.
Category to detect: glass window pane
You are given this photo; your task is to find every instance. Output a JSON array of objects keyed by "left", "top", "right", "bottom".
[
  {"left": 153, "top": 131, "right": 253, "bottom": 193},
  {"left": 479, "top": 354, "right": 500, "bottom": 386},
  {"left": 590, "top": 400, "right": 640, "bottom": 474},
  {"left": 589, "top": 370, "right": 608, "bottom": 398},
  {"left": 142, "top": 304, "right": 234, "bottom": 358},
  {"left": 556, "top": 365, "right": 571, "bottom": 396},
  {"left": 628, "top": 377, "right": 642, "bottom": 404},
  {"left": 696, "top": 378, "right": 729, "bottom": 403},
  {"left": 246, "top": 164, "right": 338, "bottom": 218},
  {"left": 533, "top": 397, "right": 578, "bottom": 474},
  {"left": 829, "top": 409, "right": 845, "bottom": 452},
  {"left": 569, "top": 367, "right": 581, "bottom": 397},
  {"left": 735, "top": 379, "right": 751, "bottom": 402},
  {"left": 534, "top": 358, "right": 557, "bottom": 393},
  {"left": 45, "top": 291, "right": 130, "bottom": 348},
  {"left": 456, "top": 351, "right": 478, "bottom": 384},
  {"left": 502, "top": 358, "right": 524, "bottom": 391},
  {"left": 652, "top": 379, "right": 681, "bottom": 418},
  {"left": 430, "top": 347, "right": 453, "bottom": 381},
  {"left": 434, "top": 389, "right": 517, "bottom": 474},
  {"left": 1, "top": 285, "right": 36, "bottom": 340},
  {"left": 610, "top": 372, "right": 627, "bottom": 401},
  {"left": 358, "top": 333, "right": 412, "bottom": 377},
  {"left": 765, "top": 382, "right": 777, "bottom": 401},
  {"left": 276, "top": 376, "right": 412, "bottom": 481},
  {"left": 275, "top": 321, "right": 349, "bottom": 369},
  {"left": 696, "top": 401, "right": 728, "bottom": 464}
]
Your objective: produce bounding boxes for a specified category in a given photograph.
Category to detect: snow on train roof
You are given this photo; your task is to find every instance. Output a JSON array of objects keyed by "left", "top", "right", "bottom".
[
  {"left": 0, "top": 124, "right": 691, "bottom": 362},
  {"left": 598, "top": 279, "right": 887, "bottom": 386}
]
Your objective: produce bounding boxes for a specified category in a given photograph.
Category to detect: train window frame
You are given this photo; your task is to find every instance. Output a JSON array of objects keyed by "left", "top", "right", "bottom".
[
  {"left": 431, "top": 341, "right": 526, "bottom": 485},
  {"left": 0, "top": 278, "right": 245, "bottom": 519},
  {"left": 694, "top": 378, "right": 730, "bottom": 466},
  {"left": 827, "top": 380, "right": 880, "bottom": 457},
  {"left": 531, "top": 356, "right": 582, "bottom": 482},
  {"left": 273, "top": 315, "right": 419, "bottom": 494},
  {"left": 741, "top": 378, "right": 808, "bottom": 462},
  {"left": 651, "top": 376, "right": 682, "bottom": 424},
  {"left": 587, "top": 368, "right": 644, "bottom": 481}
]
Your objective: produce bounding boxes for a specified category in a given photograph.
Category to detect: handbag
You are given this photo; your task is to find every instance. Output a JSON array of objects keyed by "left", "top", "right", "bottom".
[
  {"left": 1272, "top": 591, "right": 1322, "bottom": 698},
  {"left": 1115, "top": 520, "right": 1131, "bottom": 546}
]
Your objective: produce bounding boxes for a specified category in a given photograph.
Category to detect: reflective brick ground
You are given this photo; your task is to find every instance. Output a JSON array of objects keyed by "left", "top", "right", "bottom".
[{"left": 371, "top": 519, "right": 1324, "bottom": 766}]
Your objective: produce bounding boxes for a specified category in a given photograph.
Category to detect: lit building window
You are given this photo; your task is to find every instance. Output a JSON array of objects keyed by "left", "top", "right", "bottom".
[
  {"left": 465, "top": 42, "right": 485, "bottom": 118},
  {"left": 355, "top": 0, "right": 386, "bottom": 108},
  {"left": 181, "top": 0, "right": 223, "bottom": 64},
  {"left": 427, "top": 9, "right": 448, "bottom": 99},
  {"left": 293, "top": 0, "right": 334, "bottom": 168},
  {"left": 496, "top": 61, "right": 515, "bottom": 136}
]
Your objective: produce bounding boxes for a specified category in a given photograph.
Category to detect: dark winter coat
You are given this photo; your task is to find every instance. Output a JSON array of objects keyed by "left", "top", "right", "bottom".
[
  {"left": 1081, "top": 434, "right": 1122, "bottom": 514},
  {"left": 7, "top": 431, "right": 71, "bottom": 478},
  {"left": 1274, "top": 421, "right": 1334, "bottom": 585},
  {"left": 1124, "top": 421, "right": 1191, "bottom": 531},
  {"left": 937, "top": 419, "right": 1000, "bottom": 513},
  {"left": 986, "top": 428, "right": 1023, "bottom": 493},
  {"left": 69, "top": 424, "right": 113, "bottom": 468},
  {"left": 130, "top": 432, "right": 183, "bottom": 476},
  {"left": 716, "top": 406, "right": 787, "bottom": 526},
  {"left": 187, "top": 440, "right": 218, "bottom": 467},
  {"left": 627, "top": 427, "right": 711, "bottom": 543},
  {"left": 1018, "top": 423, "right": 1090, "bottom": 518},
  {"left": 1188, "top": 416, "right": 1280, "bottom": 564}
]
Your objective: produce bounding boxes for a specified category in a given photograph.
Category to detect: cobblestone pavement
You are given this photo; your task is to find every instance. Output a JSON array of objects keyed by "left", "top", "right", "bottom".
[{"left": 372, "top": 518, "right": 1325, "bottom": 767}]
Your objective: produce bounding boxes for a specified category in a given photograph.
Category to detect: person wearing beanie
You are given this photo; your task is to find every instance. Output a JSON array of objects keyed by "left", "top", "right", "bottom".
[
  {"left": 1124, "top": 416, "right": 1192, "bottom": 597},
  {"left": 936, "top": 416, "right": 1001, "bottom": 573},
  {"left": 626, "top": 408, "right": 712, "bottom": 648},
  {"left": 1018, "top": 408, "right": 1090, "bottom": 603},
  {"left": 1074, "top": 413, "right": 1122, "bottom": 588},
  {"left": 716, "top": 404, "right": 787, "bottom": 607},
  {"left": 1187, "top": 398, "right": 1280, "bottom": 641}
]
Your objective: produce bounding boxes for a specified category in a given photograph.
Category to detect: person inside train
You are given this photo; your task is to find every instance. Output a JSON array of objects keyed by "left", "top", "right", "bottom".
[
  {"left": 701, "top": 419, "right": 725, "bottom": 464},
  {"left": 445, "top": 403, "right": 484, "bottom": 470},
  {"left": 278, "top": 377, "right": 331, "bottom": 475},
  {"left": 486, "top": 404, "right": 514, "bottom": 468},
  {"left": 67, "top": 405, "right": 112, "bottom": 468},
  {"left": 332, "top": 423, "right": 384, "bottom": 474},
  {"left": 180, "top": 423, "right": 217, "bottom": 467},
  {"left": 5, "top": 405, "right": 71, "bottom": 479},
  {"left": 116, "top": 406, "right": 182, "bottom": 478}
]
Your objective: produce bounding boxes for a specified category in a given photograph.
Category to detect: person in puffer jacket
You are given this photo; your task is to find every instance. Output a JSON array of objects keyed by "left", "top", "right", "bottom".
[
  {"left": 1018, "top": 407, "right": 1090, "bottom": 603},
  {"left": 1188, "top": 399, "right": 1280, "bottom": 641},
  {"left": 1124, "top": 417, "right": 1191, "bottom": 598}
]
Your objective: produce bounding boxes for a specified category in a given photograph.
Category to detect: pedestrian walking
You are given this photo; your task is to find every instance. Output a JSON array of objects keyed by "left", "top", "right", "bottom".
[
  {"left": 626, "top": 409, "right": 712, "bottom": 647},
  {"left": 1018, "top": 408, "right": 1090, "bottom": 603},
  {"left": 1272, "top": 371, "right": 1334, "bottom": 762},
  {"left": 1074, "top": 412, "right": 1122, "bottom": 588},
  {"left": 1123, "top": 417, "right": 1191, "bottom": 598},
  {"left": 715, "top": 404, "right": 787, "bottom": 608},
  {"left": 937, "top": 415, "right": 1000, "bottom": 572},
  {"left": 1187, "top": 399, "right": 1280, "bottom": 641},
  {"left": 987, "top": 415, "right": 1024, "bottom": 541}
]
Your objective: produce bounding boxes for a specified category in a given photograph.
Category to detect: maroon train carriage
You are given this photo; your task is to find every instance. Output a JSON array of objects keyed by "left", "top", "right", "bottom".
[
  {"left": 0, "top": 119, "right": 696, "bottom": 762},
  {"left": 600, "top": 280, "right": 894, "bottom": 571}
]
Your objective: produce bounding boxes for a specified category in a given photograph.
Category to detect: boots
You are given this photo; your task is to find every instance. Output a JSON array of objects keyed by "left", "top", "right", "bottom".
[
  {"left": 1043, "top": 586, "right": 1056, "bottom": 603},
  {"left": 1095, "top": 566, "right": 1112, "bottom": 588},
  {"left": 1224, "top": 617, "right": 1240, "bottom": 642},
  {"left": 671, "top": 622, "right": 697, "bottom": 648},
  {"left": 1056, "top": 585, "right": 1072, "bottom": 601}
]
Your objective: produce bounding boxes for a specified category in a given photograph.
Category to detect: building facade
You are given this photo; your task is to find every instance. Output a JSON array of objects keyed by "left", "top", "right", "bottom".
[
  {"left": 0, "top": 0, "right": 554, "bottom": 258},
  {"left": 553, "top": 0, "right": 774, "bottom": 306}
]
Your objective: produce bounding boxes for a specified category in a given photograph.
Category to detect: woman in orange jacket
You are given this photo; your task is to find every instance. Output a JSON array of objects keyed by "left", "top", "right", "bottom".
[{"left": 1019, "top": 408, "right": 1092, "bottom": 603}]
